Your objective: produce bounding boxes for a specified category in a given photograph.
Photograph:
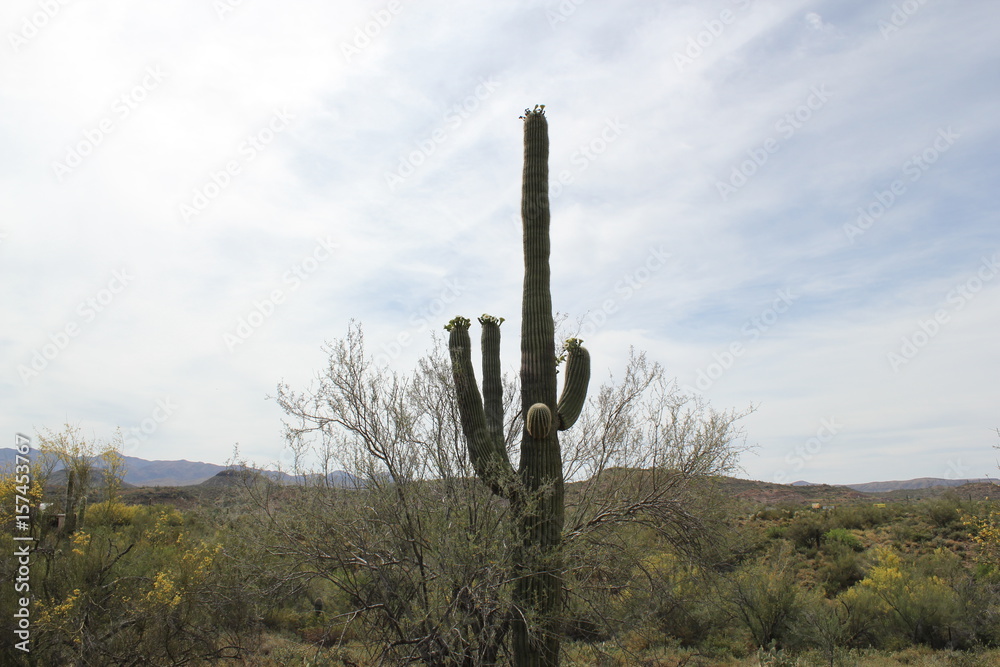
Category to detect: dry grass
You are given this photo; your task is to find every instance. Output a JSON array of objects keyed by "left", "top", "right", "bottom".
[{"left": 236, "top": 633, "right": 1000, "bottom": 666}]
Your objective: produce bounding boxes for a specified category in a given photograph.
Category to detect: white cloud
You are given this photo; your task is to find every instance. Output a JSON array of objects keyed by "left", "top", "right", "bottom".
[{"left": 3, "top": 0, "right": 999, "bottom": 484}]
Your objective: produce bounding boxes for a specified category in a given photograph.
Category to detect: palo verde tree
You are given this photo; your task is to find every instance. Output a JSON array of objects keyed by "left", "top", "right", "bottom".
[
  {"left": 445, "top": 105, "right": 591, "bottom": 666},
  {"left": 38, "top": 424, "right": 126, "bottom": 533}
]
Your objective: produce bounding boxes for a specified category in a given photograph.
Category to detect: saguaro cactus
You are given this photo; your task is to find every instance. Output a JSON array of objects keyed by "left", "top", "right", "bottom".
[
  {"left": 64, "top": 468, "right": 77, "bottom": 533},
  {"left": 446, "top": 106, "right": 591, "bottom": 666}
]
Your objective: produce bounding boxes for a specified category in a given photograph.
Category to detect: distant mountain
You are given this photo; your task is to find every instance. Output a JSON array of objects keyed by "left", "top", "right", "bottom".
[
  {"left": 2, "top": 447, "right": 989, "bottom": 493},
  {"left": 199, "top": 468, "right": 360, "bottom": 489},
  {"left": 46, "top": 468, "right": 136, "bottom": 489},
  {"left": 118, "top": 455, "right": 228, "bottom": 486},
  {"left": 0, "top": 448, "right": 356, "bottom": 488},
  {"left": 844, "top": 478, "right": 999, "bottom": 493},
  {"left": 0, "top": 447, "right": 40, "bottom": 466},
  {"left": 771, "top": 477, "right": 998, "bottom": 493}
]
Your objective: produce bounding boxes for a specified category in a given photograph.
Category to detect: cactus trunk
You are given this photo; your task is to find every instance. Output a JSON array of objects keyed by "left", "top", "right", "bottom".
[
  {"left": 514, "top": 108, "right": 563, "bottom": 666},
  {"left": 447, "top": 106, "right": 591, "bottom": 667},
  {"left": 64, "top": 468, "right": 77, "bottom": 533}
]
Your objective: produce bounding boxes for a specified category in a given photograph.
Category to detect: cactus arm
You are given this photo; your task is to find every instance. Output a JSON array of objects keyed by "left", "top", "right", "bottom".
[
  {"left": 479, "top": 315, "right": 505, "bottom": 444},
  {"left": 446, "top": 316, "right": 514, "bottom": 493},
  {"left": 556, "top": 338, "right": 590, "bottom": 430}
]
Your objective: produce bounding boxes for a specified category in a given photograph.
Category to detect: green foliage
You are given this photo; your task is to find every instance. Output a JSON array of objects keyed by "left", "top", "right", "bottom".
[
  {"left": 728, "top": 543, "right": 803, "bottom": 648},
  {"left": 837, "top": 547, "right": 995, "bottom": 650},
  {"left": 0, "top": 503, "right": 263, "bottom": 666},
  {"left": 787, "top": 511, "right": 829, "bottom": 552},
  {"left": 817, "top": 541, "right": 866, "bottom": 596},
  {"left": 6, "top": 474, "right": 1000, "bottom": 665},
  {"left": 892, "top": 518, "right": 935, "bottom": 544},
  {"left": 757, "top": 506, "right": 798, "bottom": 521},
  {"left": 829, "top": 503, "right": 892, "bottom": 530},
  {"left": 823, "top": 527, "right": 864, "bottom": 552},
  {"left": 766, "top": 524, "right": 788, "bottom": 540},
  {"left": 84, "top": 498, "right": 142, "bottom": 526},
  {"left": 926, "top": 496, "right": 963, "bottom": 529}
]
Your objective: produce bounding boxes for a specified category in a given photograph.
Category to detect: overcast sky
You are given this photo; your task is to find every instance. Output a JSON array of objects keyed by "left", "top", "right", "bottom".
[{"left": 3, "top": 0, "right": 998, "bottom": 485}]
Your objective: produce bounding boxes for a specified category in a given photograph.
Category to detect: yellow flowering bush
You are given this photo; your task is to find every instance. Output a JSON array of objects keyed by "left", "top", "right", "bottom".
[
  {"left": 962, "top": 508, "right": 1000, "bottom": 569},
  {"left": 70, "top": 530, "right": 91, "bottom": 556},
  {"left": 146, "top": 571, "right": 182, "bottom": 607},
  {"left": 840, "top": 547, "right": 962, "bottom": 648},
  {"left": 85, "top": 499, "right": 141, "bottom": 526},
  {"left": 0, "top": 470, "right": 44, "bottom": 530}
]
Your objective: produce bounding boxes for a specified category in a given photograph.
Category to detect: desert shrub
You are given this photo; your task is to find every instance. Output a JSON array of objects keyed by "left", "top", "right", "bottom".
[
  {"left": 727, "top": 543, "right": 803, "bottom": 648},
  {"left": 838, "top": 547, "right": 987, "bottom": 650},
  {"left": 892, "top": 519, "right": 933, "bottom": 544},
  {"left": 756, "top": 506, "right": 797, "bottom": 522},
  {"left": 786, "top": 512, "right": 828, "bottom": 552},
  {"left": 766, "top": 524, "right": 787, "bottom": 540},
  {"left": 926, "top": 497, "right": 963, "bottom": 530},
  {"left": 645, "top": 554, "right": 725, "bottom": 646},
  {"left": 794, "top": 591, "right": 860, "bottom": 665},
  {"left": 818, "top": 542, "right": 866, "bottom": 596},
  {"left": 962, "top": 505, "right": 1000, "bottom": 577},
  {"left": 831, "top": 504, "right": 890, "bottom": 530},
  {"left": 84, "top": 499, "right": 141, "bottom": 526},
  {"left": 1, "top": 503, "right": 264, "bottom": 666},
  {"left": 823, "top": 527, "right": 863, "bottom": 552}
]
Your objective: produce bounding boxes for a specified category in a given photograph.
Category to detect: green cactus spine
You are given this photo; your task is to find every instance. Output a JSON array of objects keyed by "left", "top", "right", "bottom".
[{"left": 447, "top": 106, "right": 591, "bottom": 667}]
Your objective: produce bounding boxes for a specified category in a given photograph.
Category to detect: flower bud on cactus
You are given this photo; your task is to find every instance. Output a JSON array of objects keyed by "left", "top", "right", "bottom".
[{"left": 526, "top": 403, "right": 552, "bottom": 439}]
